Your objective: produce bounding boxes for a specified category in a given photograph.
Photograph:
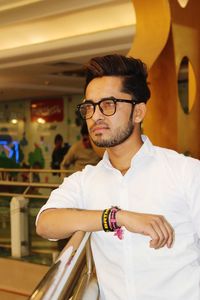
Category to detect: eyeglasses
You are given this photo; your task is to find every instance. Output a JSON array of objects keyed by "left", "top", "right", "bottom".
[{"left": 76, "top": 97, "right": 137, "bottom": 120}]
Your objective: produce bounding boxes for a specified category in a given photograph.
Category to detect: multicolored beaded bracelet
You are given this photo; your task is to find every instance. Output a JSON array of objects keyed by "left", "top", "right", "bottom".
[{"left": 102, "top": 206, "right": 124, "bottom": 240}]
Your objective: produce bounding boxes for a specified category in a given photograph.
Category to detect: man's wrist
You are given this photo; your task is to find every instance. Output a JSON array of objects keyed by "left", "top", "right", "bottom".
[{"left": 116, "top": 210, "right": 125, "bottom": 227}]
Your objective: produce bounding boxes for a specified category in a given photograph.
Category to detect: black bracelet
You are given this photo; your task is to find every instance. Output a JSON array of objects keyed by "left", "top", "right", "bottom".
[{"left": 102, "top": 208, "right": 112, "bottom": 232}]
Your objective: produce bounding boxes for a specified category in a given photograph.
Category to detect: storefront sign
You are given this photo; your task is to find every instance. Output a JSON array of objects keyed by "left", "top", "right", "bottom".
[{"left": 31, "top": 99, "right": 64, "bottom": 122}]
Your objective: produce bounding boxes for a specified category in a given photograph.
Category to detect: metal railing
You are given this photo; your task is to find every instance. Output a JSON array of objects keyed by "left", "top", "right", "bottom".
[
  {"left": 0, "top": 168, "right": 100, "bottom": 299},
  {"left": 29, "top": 231, "right": 99, "bottom": 300},
  {"left": 0, "top": 167, "right": 74, "bottom": 260},
  {"left": 0, "top": 168, "right": 74, "bottom": 199}
]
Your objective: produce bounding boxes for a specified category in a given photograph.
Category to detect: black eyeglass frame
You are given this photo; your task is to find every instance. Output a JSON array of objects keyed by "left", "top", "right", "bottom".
[{"left": 76, "top": 96, "right": 137, "bottom": 120}]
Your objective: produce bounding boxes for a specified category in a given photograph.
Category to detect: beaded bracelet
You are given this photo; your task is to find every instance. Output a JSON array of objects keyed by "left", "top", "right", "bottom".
[
  {"left": 101, "top": 206, "right": 124, "bottom": 240},
  {"left": 110, "top": 206, "right": 123, "bottom": 240},
  {"left": 109, "top": 207, "right": 119, "bottom": 229}
]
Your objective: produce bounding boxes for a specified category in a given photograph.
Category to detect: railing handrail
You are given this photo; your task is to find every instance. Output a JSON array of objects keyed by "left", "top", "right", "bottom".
[
  {"left": 0, "top": 192, "right": 49, "bottom": 199},
  {"left": 29, "top": 231, "right": 92, "bottom": 300},
  {"left": 0, "top": 167, "right": 75, "bottom": 199},
  {"left": 0, "top": 181, "right": 59, "bottom": 188},
  {"left": 0, "top": 168, "right": 74, "bottom": 174}
]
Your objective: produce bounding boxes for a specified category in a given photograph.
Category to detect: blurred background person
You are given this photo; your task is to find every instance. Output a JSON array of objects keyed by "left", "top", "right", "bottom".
[
  {"left": 51, "top": 134, "right": 70, "bottom": 176},
  {"left": 61, "top": 122, "right": 100, "bottom": 173}
]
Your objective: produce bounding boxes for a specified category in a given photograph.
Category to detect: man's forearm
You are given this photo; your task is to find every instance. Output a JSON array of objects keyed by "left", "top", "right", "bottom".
[
  {"left": 36, "top": 208, "right": 174, "bottom": 249},
  {"left": 36, "top": 208, "right": 102, "bottom": 239}
]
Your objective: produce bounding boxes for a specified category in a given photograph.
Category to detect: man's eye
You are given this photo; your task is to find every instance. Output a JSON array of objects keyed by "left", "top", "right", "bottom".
[
  {"left": 102, "top": 100, "right": 115, "bottom": 107},
  {"left": 84, "top": 104, "right": 93, "bottom": 110}
]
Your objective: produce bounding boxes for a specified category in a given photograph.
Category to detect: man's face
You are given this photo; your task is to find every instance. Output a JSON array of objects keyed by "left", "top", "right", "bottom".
[{"left": 85, "top": 76, "right": 135, "bottom": 148}]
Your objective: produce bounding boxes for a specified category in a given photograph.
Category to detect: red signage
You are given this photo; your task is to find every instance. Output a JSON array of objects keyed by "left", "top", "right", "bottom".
[{"left": 31, "top": 99, "right": 64, "bottom": 122}]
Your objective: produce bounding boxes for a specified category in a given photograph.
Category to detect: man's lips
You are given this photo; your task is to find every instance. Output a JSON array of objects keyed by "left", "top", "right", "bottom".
[{"left": 91, "top": 125, "right": 109, "bottom": 133}]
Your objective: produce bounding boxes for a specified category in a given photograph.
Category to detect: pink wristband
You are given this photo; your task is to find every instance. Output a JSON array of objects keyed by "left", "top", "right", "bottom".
[{"left": 109, "top": 206, "right": 124, "bottom": 240}]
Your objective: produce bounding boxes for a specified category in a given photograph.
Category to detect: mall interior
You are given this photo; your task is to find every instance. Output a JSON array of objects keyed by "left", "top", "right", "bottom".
[{"left": 0, "top": 0, "right": 200, "bottom": 299}]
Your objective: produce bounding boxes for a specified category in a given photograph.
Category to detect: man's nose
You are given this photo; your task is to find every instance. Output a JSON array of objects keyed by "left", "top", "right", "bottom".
[{"left": 92, "top": 104, "right": 104, "bottom": 120}]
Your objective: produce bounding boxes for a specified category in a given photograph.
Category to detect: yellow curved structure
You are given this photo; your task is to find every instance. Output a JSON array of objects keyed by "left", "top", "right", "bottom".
[{"left": 130, "top": 0, "right": 200, "bottom": 158}]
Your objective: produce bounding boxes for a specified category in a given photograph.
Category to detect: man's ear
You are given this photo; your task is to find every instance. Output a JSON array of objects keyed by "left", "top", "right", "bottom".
[{"left": 133, "top": 103, "right": 147, "bottom": 123}]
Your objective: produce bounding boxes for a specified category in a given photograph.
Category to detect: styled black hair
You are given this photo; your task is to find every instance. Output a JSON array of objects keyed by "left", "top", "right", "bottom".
[{"left": 84, "top": 54, "right": 150, "bottom": 103}]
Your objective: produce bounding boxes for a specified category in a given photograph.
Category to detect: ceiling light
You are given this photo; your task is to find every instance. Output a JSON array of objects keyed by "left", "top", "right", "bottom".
[
  {"left": 11, "top": 119, "right": 18, "bottom": 124},
  {"left": 37, "top": 118, "right": 46, "bottom": 124}
]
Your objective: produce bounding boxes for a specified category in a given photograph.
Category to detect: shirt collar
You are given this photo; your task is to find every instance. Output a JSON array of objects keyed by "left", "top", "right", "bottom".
[
  {"left": 101, "top": 135, "right": 155, "bottom": 169},
  {"left": 130, "top": 135, "right": 155, "bottom": 167}
]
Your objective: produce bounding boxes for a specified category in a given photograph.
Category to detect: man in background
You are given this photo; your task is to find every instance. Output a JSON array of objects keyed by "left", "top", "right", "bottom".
[
  {"left": 51, "top": 134, "right": 70, "bottom": 175},
  {"left": 61, "top": 122, "right": 100, "bottom": 172}
]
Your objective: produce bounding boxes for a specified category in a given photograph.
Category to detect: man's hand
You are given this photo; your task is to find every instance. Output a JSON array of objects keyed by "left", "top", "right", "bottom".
[{"left": 116, "top": 211, "right": 174, "bottom": 249}]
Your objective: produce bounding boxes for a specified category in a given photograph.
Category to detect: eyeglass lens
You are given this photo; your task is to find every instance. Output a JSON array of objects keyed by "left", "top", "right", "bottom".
[{"left": 79, "top": 99, "right": 116, "bottom": 119}]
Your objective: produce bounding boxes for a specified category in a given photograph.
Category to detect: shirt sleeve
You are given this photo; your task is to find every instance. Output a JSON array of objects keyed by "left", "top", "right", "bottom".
[
  {"left": 184, "top": 156, "right": 200, "bottom": 237},
  {"left": 36, "top": 171, "right": 84, "bottom": 223}
]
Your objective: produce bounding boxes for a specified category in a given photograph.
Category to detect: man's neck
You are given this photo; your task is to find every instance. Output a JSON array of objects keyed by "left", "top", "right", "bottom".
[{"left": 107, "top": 134, "right": 143, "bottom": 175}]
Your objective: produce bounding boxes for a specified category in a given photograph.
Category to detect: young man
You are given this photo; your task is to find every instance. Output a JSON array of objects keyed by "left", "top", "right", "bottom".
[{"left": 36, "top": 54, "right": 200, "bottom": 300}]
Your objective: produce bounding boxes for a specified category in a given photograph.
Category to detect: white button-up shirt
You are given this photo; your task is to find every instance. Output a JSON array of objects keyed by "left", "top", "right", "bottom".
[{"left": 38, "top": 136, "right": 200, "bottom": 300}]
